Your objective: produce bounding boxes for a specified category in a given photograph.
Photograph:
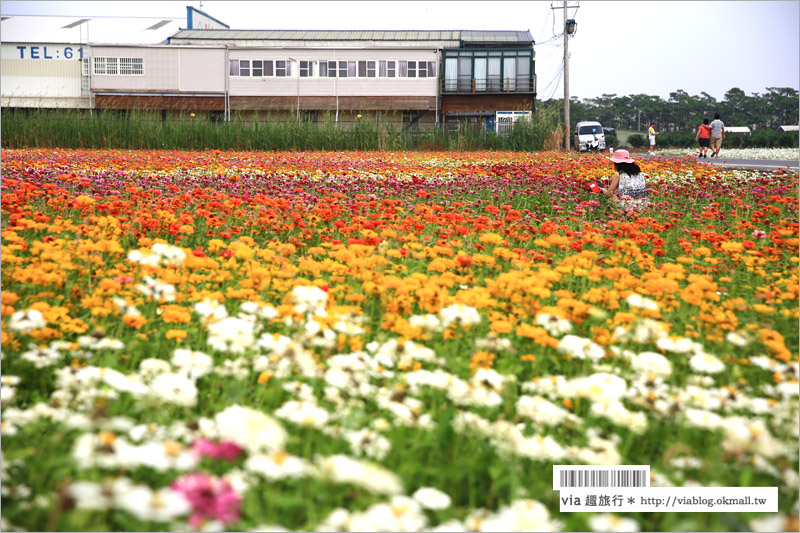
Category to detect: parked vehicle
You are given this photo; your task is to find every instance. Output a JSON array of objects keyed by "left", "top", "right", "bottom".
[
  {"left": 603, "top": 127, "right": 617, "bottom": 137},
  {"left": 574, "top": 121, "right": 606, "bottom": 152}
]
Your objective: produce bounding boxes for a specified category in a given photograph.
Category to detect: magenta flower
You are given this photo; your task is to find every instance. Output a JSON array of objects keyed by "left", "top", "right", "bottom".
[
  {"left": 170, "top": 472, "right": 241, "bottom": 528},
  {"left": 192, "top": 438, "right": 244, "bottom": 462}
]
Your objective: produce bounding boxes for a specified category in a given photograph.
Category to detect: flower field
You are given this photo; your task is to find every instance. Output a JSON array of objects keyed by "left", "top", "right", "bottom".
[{"left": 1, "top": 148, "right": 798, "bottom": 532}]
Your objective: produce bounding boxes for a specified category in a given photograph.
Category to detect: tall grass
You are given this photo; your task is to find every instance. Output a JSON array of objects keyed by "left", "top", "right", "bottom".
[{"left": 1, "top": 108, "right": 563, "bottom": 152}]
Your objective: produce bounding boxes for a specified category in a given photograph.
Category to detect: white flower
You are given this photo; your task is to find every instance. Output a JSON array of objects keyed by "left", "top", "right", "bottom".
[
  {"left": 149, "top": 373, "right": 198, "bottom": 407},
  {"left": 345, "top": 428, "right": 391, "bottom": 460},
  {"left": 116, "top": 484, "right": 191, "bottom": 522},
  {"left": 571, "top": 373, "right": 628, "bottom": 406},
  {"left": 139, "top": 358, "right": 172, "bottom": 381},
  {"left": 170, "top": 349, "right": 214, "bottom": 380},
  {"left": 589, "top": 513, "right": 640, "bottom": 532},
  {"left": 315, "top": 454, "right": 403, "bottom": 495},
  {"left": 412, "top": 487, "right": 452, "bottom": 510},
  {"left": 207, "top": 317, "right": 255, "bottom": 354},
  {"left": 480, "top": 499, "right": 556, "bottom": 532},
  {"left": 127, "top": 249, "right": 161, "bottom": 267},
  {"left": 535, "top": 313, "right": 573, "bottom": 336},
  {"left": 194, "top": 298, "right": 229, "bottom": 321},
  {"left": 689, "top": 352, "right": 725, "bottom": 374},
  {"left": 275, "top": 400, "right": 330, "bottom": 428},
  {"left": 725, "top": 331, "right": 751, "bottom": 347},
  {"left": 245, "top": 450, "right": 311, "bottom": 480},
  {"left": 684, "top": 408, "right": 724, "bottom": 430},
  {"left": 630, "top": 351, "right": 672, "bottom": 377},
  {"left": 349, "top": 496, "right": 428, "bottom": 532},
  {"left": 558, "top": 335, "right": 605, "bottom": 360},
  {"left": 68, "top": 477, "right": 135, "bottom": 511},
  {"left": 430, "top": 519, "right": 467, "bottom": 532},
  {"left": 722, "top": 417, "right": 787, "bottom": 459},
  {"left": 239, "top": 301, "right": 278, "bottom": 320},
  {"left": 150, "top": 242, "right": 186, "bottom": 266},
  {"left": 656, "top": 336, "right": 696, "bottom": 354},
  {"left": 408, "top": 313, "right": 443, "bottom": 332},
  {"left": 8, "top": 309, "right": 47, "bottom": 333},
  {"left": 213, "top": 404, "right": 287, "bottom": 453},
  {"left": 516, "top": 395, "right": 576, "bottom": 426},
  {"left": 625, "top": 294, "right": 659, "bottom": 311},
  {"left": 292, "top": 285, "right": 328, "bottom": 316},
  {"left": 135, "top": 276, "right": 176, "bottom": 302},
  {"left": 439, "top": 303, "right": 481, "bottom": 328},
  {"left": 20, "top": 344, "right": 62, "bottom": 368}
]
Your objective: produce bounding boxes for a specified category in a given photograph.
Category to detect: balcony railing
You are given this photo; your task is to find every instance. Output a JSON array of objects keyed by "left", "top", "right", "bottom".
[{"left": 441, "top": 77, "right": 535, "bottom": 94}]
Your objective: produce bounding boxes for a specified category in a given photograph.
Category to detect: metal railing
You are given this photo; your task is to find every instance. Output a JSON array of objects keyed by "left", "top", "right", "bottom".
[{"left": 441, "top": 77, "right": 535, "bottom": 94}]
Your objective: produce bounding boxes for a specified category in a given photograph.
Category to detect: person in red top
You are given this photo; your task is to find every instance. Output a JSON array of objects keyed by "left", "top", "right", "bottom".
[{"left": 695, "top": 118, "right": 712, "bottom": 158}]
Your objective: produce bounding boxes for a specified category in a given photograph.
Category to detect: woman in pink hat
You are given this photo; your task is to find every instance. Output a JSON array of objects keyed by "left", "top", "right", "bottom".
[{"left": 600, "top": 149, "right": 649, "bottom": 211}]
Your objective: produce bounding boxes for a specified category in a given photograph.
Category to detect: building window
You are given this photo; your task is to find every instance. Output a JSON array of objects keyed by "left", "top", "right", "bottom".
[
  {"left": 93, "top": 57, "right": 144, "bottom": 76},
  {"left": 379, "top": 60, "right": 396, "bottom": 77},
  {"left": 442, "top": 49, "right": 534, "bottom": 93},
  {"left": 250, "top": 60, "right": 262, "bottom": 77},
  {"left": 327, "top": 61, "right": 337, "bottom": 77},
  {"left": 338, "top": 61, "right": 348, "bottom": 78},
  {"left": 357, "top": 61, "right": 376, "bottom": 78},
  {"left": 229, "top": 59, "right": 240, "bottom": 76},
  {"left": 240, "top": 59, "right": 250, "bottom": 77},
  {"left": 300, "top": 60, "right": 317, "bottom": 77},
  {"left": 81, "top": 57, "right": 90, "bottom": 76},
  {"left": 264, "top": 60, "right": 274, "bottom": 76}
]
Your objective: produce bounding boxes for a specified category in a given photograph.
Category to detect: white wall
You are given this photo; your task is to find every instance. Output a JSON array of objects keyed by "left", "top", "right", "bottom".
[
  {"left": 90, "top": 46, "right": 226, "bottom": 93},
  {"left": 228, "top": 48, "right": 439, "bottom": 98}
]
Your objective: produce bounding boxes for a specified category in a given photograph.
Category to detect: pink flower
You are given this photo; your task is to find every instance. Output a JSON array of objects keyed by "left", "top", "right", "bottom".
[
  {"left": 170, "top": 472, "right": 241, "bottom": 528},
  {"left": 114, "top": 276, "right": 134, "bottom": 283},
  {"left": 192, "top": 438, "right": 244, "bottom": 462}
]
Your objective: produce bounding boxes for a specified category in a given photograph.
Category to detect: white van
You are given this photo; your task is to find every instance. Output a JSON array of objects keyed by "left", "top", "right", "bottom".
[{"left": 574, "top": 121, "right": 606, "bottom": 152}]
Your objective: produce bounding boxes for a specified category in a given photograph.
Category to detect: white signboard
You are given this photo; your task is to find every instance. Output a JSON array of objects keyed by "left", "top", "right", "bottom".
[{"left": 496, "top": 110, "right": 532, "bottom": 135}]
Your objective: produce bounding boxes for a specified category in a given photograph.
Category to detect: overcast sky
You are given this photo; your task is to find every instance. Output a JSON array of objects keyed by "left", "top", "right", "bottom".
[{"left": 2, "top": 1, "right": 798, "bottom": 102}]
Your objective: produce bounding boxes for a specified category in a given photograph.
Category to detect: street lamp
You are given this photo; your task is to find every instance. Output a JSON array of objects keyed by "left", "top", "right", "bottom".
[{"left": 288, "top": 57, "right": 300, "bottom": 123}]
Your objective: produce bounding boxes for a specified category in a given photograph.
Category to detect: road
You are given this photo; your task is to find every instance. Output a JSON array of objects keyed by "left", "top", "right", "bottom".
[
  {"left": 697, "top": 157, "right": 799, "bottom": 171},
  {"left": 641, "top": 153, "right": 798, "bottom": 171}
]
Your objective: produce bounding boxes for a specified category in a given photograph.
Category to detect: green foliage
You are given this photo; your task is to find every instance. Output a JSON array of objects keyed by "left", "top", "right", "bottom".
[
  {"left": 538, "top": 86, "right": 799, "bottom": 142},
  {"left": 627, "top": 134, "right": 647, "bottom": 148},
  {"left": 0, "top": 108, "right": 563, "bottom": 152}
]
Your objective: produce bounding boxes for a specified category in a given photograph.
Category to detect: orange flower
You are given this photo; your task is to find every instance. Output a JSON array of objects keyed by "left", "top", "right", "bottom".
[
  {"left": 165, "top": 329, "right": 188, "bottom": 340},
  {"left": 123, "top": 314, "right": 148, "bottom": 329}
]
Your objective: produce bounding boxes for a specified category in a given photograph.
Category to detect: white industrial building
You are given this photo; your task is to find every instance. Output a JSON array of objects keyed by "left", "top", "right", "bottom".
[{"left": 1, "top": 7, "right": 537, "bottom": 130}]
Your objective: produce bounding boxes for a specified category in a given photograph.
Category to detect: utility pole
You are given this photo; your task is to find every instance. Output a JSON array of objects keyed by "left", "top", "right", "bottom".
[
  {"left": 552, "top": 1, "right": 578, "bottom": 151},
  {"left": 563, "top": 3, "right": 569, "bottom": 150}
]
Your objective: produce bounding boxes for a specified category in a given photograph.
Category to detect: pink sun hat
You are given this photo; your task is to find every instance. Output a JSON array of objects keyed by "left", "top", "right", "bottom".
[{"left": 610, "top": 149, "right": 635, "bottom": 163}]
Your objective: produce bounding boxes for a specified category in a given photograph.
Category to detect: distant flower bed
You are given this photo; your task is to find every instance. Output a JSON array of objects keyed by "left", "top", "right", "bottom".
[
  {"left": 1, "top": 149, "right": 798, "bottom": 532},
  {"left": 658, "top": 147, "right": 799, "bottom": 160}
]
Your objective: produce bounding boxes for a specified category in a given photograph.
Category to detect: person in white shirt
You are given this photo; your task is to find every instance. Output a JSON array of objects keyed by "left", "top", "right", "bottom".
[
  {"left": 709, "top": 113, "right": 725, "bottom": 157},
  {"left": 648, "top": 122, "right": 659, "bottom": 154}
]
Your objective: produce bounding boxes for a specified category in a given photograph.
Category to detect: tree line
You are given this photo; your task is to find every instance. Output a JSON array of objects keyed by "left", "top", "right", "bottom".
[{"left": 538, "top": 87, "right": 799, "bottom": 134}]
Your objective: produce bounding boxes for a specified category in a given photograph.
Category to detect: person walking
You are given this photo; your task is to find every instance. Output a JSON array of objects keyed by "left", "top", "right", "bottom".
[
  {"left": 695, "top": 118, "right": 712, "bottom": 158},
  {"left": 709, "top": 113, "right": 725, "bottom": 158},
  {"left": 600, "top": 148, "right": 649, "bottom": 211},
  {"left": 648, "top": 122, "right": 659, "bottom": 154}
]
